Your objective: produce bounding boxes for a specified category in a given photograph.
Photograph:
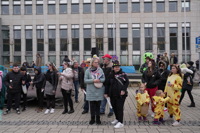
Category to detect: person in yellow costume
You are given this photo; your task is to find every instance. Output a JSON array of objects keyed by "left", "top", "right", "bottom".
[
  {"left": 135, "top": 84, "right": 150, "bottom": 121},
  {"left": 164, "top": 64, "right": 183, "bottom": 126},
  {"left": 152, "top": 90, "right": 170, "bottom": 124}
]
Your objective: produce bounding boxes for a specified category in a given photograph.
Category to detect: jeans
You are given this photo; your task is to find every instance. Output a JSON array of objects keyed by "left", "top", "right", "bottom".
[
  {"left": 73, "top": 81, "right": 79, "bottom": 101},
  {"left": 36, "top": 88, "right": 44, "bottom": 108},
  {"left": 7, "top": 92, "right": 21, "bottom": 110},
  {"left": 61, "top": 89, "right": 74, "bottom": 111},
  {"left": 100, "top": 97, "right": 113, "bottom": 113},
  {"left": 46, "top": 94, "right": 55, "bottom": 109},
  {"left": 83, "top": 93, "right": 89, "bottom": 112}
]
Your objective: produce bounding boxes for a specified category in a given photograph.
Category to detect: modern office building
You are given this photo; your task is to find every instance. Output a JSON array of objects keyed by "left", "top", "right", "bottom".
[{"left": 0, "top": 0, "right": 200, "bottom": 69}]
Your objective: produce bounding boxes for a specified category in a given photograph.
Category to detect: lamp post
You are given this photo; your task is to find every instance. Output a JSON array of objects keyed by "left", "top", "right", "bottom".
[
  {"left": 184, "top": 0, "right": 187, "bottom": 62},
  {"left": 112, "top": 1, "right": 116, "bottom": 56}
]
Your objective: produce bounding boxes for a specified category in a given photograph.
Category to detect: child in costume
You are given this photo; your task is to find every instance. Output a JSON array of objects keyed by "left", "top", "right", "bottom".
[
  {"left": 152, "top": 90, "right": 170, "bottom": 124},
  {"left": 164, "top": 64, "right": 183, "bottom": 126},
  {"left": 135, "top": 83, "right": 150, "bottom": 121},
  {"left": 180, "top": 63, "right": 193, "bottom": 85}
]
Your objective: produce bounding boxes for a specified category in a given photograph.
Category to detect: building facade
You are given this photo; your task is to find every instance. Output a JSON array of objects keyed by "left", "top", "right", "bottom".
[{"left": 0, "top": 0, "right": 200, "bottom": 69}]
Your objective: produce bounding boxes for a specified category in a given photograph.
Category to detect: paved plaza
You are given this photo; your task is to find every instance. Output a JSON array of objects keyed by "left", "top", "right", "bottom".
[{"left": 0, "top": 86, "right": 200, "bottom": 133}]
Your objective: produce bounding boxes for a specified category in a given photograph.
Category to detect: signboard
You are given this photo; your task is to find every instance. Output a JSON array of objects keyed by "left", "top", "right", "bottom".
[{"left": 196, "top": 37, "right": 200, "bottom": 44}]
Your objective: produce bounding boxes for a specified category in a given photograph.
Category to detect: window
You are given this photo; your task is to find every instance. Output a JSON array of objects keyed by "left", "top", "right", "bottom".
[
  {"left": 95, "top": 3, "right": 103, "bottom": 13},
  {"left": 25, "top": 4, "right": 32, "bottom": 14},
  {"left": 71, "top": 4, "right": 79, "bottom": 14},
  {"left": 145, "top": 27, "right": 153, "bottom": 50},
  {"left": 1, "top": 4, "right": 9, "bottom": 15},
  {"left": 182, "top": 27, "right": 190, "bottom": 50},
  {"left": 83, "top": 3, "right": 91, "bottom": 13},
  {"left": 60, "top": 29, "right": 68, "bottom": 51},
  {"left": 14, "top": 29, "right": 21, "bottom": 51},
  {"left": 170, "top": 27, "right": 178, "bottom": 50},
  {"left": 107, "top": 2, "right": 115, "bottom": 13},
  {"left": 119, "top": 0, "right": 128, "bottom": 13},
  {"left": 48, "top": 4, "right": 56, "bottom": 14},
  {"left": 120, "top": 28, "right": 128, "bottom": 51},
  {"left": 36, "top": 4, "right": 43, "bottom": 14},
  {"left": 157, "top": 27, "right": 165, "bottom": 50},
  {"left": 132, "top": 55, "right": 141, "bottom": 70},
  {"left": 3, "top": 56, "right": 10, "bottom": 65},
  {"left": 108, "top": 28, "right": 114, "bottom": 50},
  {"left": 132, "top": 28, "right": 140, "bottom": 51},
  {"left": 60, "top": 4, "right": 67, "bottom": 14},
  {"left": 48, "top": 29, "right": 56, "bottom": 51},
  {"left": 37, "top": 29, "right": 44, "bottom": 51},
  {"left": 2, "top": 26, "right": 10, "bottom": 52},
  {"left": 13, "top": 5, "right": 21, "bottom": 15},
  {"left": 156, "top": 2, "right": 165, "bottom": 12},
  {"left": 14, "top": 56, "right": 21, "bottom": 65},
  {"left": 95, "top": 28, "right": 104, "bottom": 51},
  {"left": 132, "top": 2, "right": 140, "bottom": 13},
  {"left": 182, "top": 0, "right": 190, "bottom": 12},
  {"left": 48, "top": 56, "right": 56, "bottom": 64},
  {"left": 84, "top": 28, "right": 91, "bottom": 51},
  {"left": 72, "top": 29, "right": 79, "bottom": 51},
  {"left": 169, "top": 1, "right": 177, "bottom": 12},
  {"left": 25, "top": 29, "right": 32, "bottom": 51},
  {"left": 144, "top": 2, "right": 152, "bottom": 12}
]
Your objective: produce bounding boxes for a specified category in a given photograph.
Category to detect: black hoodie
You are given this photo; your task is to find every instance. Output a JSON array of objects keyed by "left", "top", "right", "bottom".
[
  {"left": 33, "top": 67, "right": 46, "bottom": 89},
  {"left": 105, "top": 69, "right": 129, "bottom": 98}
]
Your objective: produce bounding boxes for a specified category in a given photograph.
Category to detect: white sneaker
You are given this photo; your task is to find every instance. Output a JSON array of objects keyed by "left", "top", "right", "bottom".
[
  {"left": 151, "top": 113, "right": 155, "bottom": 118},
  {"left": 111, "top": 119, "right": 118, "bottom": 125},
  {"left": 114, "top": 122, "right": 124, "bottom": 128},
  {"left": 172, "top": 121, "right": 180, "bottom": 126},
  {"left": 50, "top": 108, "right": 54, "bottom": 114},
  {"left": 44, "top": 109, "right": 50, "bottom": 114}
]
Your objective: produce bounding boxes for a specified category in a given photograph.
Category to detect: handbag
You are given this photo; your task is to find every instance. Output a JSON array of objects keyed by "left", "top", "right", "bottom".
[
  {"left": 22, "top": 85, "right": 27, "bottom": 94},
  {"left": 94, "top": 82, "right": 103, "bottom": 88}
]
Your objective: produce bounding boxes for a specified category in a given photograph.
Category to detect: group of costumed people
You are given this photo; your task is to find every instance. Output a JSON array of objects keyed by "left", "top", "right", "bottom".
[{"left": 136, "top": 52, "right": 197, "bottom": 126}]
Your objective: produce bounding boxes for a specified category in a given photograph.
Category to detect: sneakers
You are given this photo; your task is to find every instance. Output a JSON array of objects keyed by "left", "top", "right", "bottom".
[
  {"left": 164, "top": 107, "right": 168, "bottom": 112},
  {"left": 114, "top": 122, "right": 124, "bottom": 128},
  {"left": 107, "top": 112, "right": 113, "bottom": 117},
  {"left": 44, "top": 109, "right": 50, "bottom": 114},
  {"left": 50, "top": 108, "right": 55, "bottom": 114},
  {"left": 16, "top": 108, "right": 20, "bottom": 114},
  {"left": 138, "top": 117, "right": 142, "bottom": 121},
  {"left": 82, "top": 110, "right": 88, "bottom": 114},
  {"left": 68, "top": 110, "right": 74, "bottom": 114},
  {"left": 172, "top": 121, "right": 180, "bottom": 126},
  {"left": 111, "top": 119, "right": 118, "bottom": 125},
  {"left": 151, "top": 113, "right": 155, "bottom": 118},
  {"left": 4, "top": 109, "right": 10, "bottom": 115}
]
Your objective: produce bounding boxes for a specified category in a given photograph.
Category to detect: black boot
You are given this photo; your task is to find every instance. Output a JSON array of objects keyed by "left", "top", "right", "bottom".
[
  {"left": 89, "top": 116, "right": 95, "bottom": 125},
  {"left": 96, "top": 115, "right": 101, "bottom": 125},
  {"left": 188, "top": 102, "right": 195, "bottom": 107}
]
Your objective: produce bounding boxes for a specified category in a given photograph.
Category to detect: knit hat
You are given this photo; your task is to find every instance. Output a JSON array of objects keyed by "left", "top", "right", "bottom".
[
  {"left": 102, "top": 54, "right": 112, "bottom": 59},
  {"left": 187, "top": 61, "right": 194, "bottom": 66},
  {"left": 112, "top": 60, "right": 121, "bottom": 67}
]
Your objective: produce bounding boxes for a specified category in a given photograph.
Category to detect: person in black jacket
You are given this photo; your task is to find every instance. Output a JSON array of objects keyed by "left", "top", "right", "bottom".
[
  {"left": 44, "top": 62, "right": 58, "bottom": 114},
  {"left": 158, "top": 60, "right": 170, "bottom": 92},
  {"left": 4, "top": 64, "right": 24, "bottom": 115},
  {"left": 31, "top": 66, "right": 46, "bottom": 113},
  {"left": 179, "top": 61, "right": 196, "bottom": 107},
  {"left": 20, "top": 67, "right": 31, "bottom": 111},
  {"left": 105, "top": 60, "right": 129, "bottom": 128},
  {"left": 142, "top": 59, "right": 161, "bottom": 114},
  {"left": 140, "top": 57, "right": 150, "bottom": 74},
  {"left": 72, "top": 61, "right": 85, "bottom": 103},
  {"left": 100, "top": 54, "right": 114, "bottom": 117}
]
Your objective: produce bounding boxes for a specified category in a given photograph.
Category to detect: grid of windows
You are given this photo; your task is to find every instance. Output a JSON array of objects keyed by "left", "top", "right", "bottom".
[
  {"left": 25, "top": 29, "right": 33, "bottom": 51},
  {"left": 0, "top": 1, "right": 187, "bottom": 15},
  {"left": 145, "top": 27, "right": 153, "bottom": 50},
  {"left": 120, "top": 28, "right": 128, "bottom": 51},
  {"left": 83, "top": 28, "right": 91, "bottom": 51},
  {"left": 132, "top": 28, "right": 140, "bottom": 51},
  {"left": 48, "top": 29, "right": 56, "bottom": 51},
  {"left": 182, "top": 27, "right": 190, "bottom": 50},
  {"left": 157, "top": 27, "right": 165, "bottom": 51},
  {"left": 72, "top": 28, "right": 79, "bottom": 51},
  {"left": 170, "top": 27, "right": 178, "bottom": 50},
  {"left": 37, "top": 28, "right": 44, "bottom": 51},
  {"left": 60, "top": 29, "right": 68, "bottom": 51},
  {"left": 95, "top": 28, "right": 104, "bottom": 51}
]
